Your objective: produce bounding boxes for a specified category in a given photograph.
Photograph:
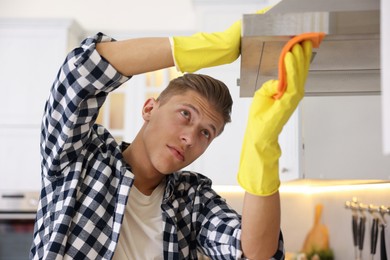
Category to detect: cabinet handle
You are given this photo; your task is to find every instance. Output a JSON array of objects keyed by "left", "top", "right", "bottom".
[
  {"left": 281, "top": 168, "right": 289, "bottom": 173},
  {"left": 2, "top": 194, "right": 25, "bottom": 199}
]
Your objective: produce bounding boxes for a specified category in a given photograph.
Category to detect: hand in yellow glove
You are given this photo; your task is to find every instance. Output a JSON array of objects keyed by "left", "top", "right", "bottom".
[
  {"left": 237, "top": 38, "right": 319, "bottom": 196},
  {"left": 170, "top": 20, "right": 241, "bottom": 73},
  {"left": 170, "top": 7, "right": 273, "bottom": 73}
]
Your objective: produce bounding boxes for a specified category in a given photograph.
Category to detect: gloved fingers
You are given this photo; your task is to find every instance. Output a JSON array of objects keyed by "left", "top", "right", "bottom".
[
  {"left": 302, "top": 40, "right": 313, "bottom": 78},
  {"left": 291, "top": 43, "right": 305, "bottom": 88},
  {"left": 251, "top": 80, "right": 278, "bottom": 116},
  {"left": 284, "top": 51, "right": 301, "bottom": 96},
  {"left": 257, "top": 79, "right": 279, "bottom": 98}
]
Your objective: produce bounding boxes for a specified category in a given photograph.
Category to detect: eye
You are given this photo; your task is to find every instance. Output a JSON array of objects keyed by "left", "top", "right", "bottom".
[
  {"left": 180, "top": 110, "right": 190, "bottom": 119},
  {"left": 201, "top": 129, "right": 211, "bottom": 139}
]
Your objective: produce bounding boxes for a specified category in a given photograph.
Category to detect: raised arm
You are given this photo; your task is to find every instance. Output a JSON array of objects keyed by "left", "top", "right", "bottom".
[
  {"left": 237, "top": 35, "right": 324, "bottom": 259},
  {"left": 41, "top": 34, "right": 131, "bottom": 176},
  {"left": 96, "top": 38, "right": 174, "bottom": 76},
  {"left": 96, "top": 18, "right": 241, "bottom": 77},
  {"left": 241, "top": 192, "right": 282, "bottom": 259}
]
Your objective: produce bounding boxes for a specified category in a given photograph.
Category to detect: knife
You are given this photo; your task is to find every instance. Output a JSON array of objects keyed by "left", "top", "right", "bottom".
[
  {"left": 379, "top": 205, "right": 388, "bottom": 260},
  {"left": 353, "top": 214, "right": 359, "bottom": 259},
  {"left": 380, "top": 224, "right": 387, "bottom": 260},
  {"left": 358, "top": 214, "right": 366, "bottom": 260},
  {"left": 346, "top": 199, "right": 360, "bottom": 260},
  {"left": 370, "top": 217, "right": 379, "bottom": 260}
]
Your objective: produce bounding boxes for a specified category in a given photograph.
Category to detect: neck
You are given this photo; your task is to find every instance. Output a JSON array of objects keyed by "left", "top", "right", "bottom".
[
  {"left": 134, "top": 176, "right": 165, "bottom": 196},
  {"left": 122, "top": 133, "right": 165, "bottom": 196}
]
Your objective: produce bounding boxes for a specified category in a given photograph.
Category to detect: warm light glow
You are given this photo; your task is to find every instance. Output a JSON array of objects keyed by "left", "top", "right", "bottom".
[
  {"left": 279, "top": 182, "right": 390, "bottom": 195},
  {"left": 213, "top": 181, "right": 390, "bottom": 195}
]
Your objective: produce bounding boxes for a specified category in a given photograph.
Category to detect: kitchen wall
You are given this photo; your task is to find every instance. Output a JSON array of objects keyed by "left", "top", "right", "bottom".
[{"left": 217, "top": 182, "right": 390, "bottom": 260}]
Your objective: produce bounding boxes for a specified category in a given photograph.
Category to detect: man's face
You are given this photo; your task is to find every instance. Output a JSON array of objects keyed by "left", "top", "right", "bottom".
[{"left": 142, "top": 90, "right": 225, "bottom": 175}]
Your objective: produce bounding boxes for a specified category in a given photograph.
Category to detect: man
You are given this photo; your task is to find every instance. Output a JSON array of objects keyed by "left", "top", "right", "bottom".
[{"left": 30, "top": 13, "right": 317, "bottom": 259}]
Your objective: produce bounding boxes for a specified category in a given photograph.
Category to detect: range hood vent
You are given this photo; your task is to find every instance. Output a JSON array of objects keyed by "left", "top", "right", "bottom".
[{"left": 240, "top": 10, "right": 380, "bottom": 97}]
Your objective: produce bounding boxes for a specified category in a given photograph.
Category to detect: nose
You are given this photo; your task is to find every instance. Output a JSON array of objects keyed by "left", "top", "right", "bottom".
[{"left": 180, "top": 127, "right": 196, "bottom": 147}]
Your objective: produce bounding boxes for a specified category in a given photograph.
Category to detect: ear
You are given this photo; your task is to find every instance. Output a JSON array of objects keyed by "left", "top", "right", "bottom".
[{"left": 142, "top": 98, "right": 158, "bottom": 121}]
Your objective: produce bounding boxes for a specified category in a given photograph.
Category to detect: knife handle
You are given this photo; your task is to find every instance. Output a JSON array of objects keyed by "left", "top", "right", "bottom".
[
  {"left": 381, "top": 225, "right": 388, "bottom": 260},
  {"left": 353, "top": 215, "right": 359, "bottom": 247},
  {"left": 371, "top": 218, "right": 379, "bottom": 255},
  {"left": 358, "top": 216, "right": 366, "bottom": 251}
]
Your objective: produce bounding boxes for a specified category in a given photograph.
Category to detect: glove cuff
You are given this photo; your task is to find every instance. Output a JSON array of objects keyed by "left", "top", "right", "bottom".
[
  {"left": 237, "top": 141, "right": 281, "bottom": 196},
  {"left": 169, "top": 37, "right": 181, "bottom": 72}
]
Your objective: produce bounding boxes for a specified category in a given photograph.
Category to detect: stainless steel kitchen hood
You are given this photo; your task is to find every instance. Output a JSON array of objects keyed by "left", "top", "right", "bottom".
[{"left": 240, "top": 9, "right": 380, "bottom": 97}]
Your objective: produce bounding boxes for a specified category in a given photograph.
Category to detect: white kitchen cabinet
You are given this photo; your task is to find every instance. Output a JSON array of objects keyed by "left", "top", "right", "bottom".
[
  {"left": 0, "top": 19, "right": 84, "bottom": 126},
  {"left": 301, "top": 95, "right": 390, "bottom": 180},
  {"left": 0, "top": 128, "right": 41, "bottom": 191},
  {"left": 0, "top": 19, "right": 84, "bottom": 191}
]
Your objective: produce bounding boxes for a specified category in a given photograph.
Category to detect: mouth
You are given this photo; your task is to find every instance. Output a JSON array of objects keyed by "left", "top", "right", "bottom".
[{"left": 167, "top": 145, "right": 185, "bottom": 162}]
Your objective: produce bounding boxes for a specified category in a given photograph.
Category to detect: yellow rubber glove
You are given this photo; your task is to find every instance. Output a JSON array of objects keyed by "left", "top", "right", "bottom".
[
  {"left": 237, "top": 40, "right": 314, "bottom": 196},
  {"left": 170, "top": 20, "right": 241, "bottom": 73},
  {"left": 170, "top": 7, "right": 273, "bottom": 73}
]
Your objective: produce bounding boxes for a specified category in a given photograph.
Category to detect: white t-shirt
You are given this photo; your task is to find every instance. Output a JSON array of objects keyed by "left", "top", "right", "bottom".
[{"left": 113, "top": 181, "right": 165, "bottom": 260}]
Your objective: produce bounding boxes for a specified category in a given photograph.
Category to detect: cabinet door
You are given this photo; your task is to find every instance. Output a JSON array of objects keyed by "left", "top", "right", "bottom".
[
  {"left": 302, "top": 95, "right": 390, "bottom": 180},
  {"left": 0, "top": 128, "right": 41, "bottom": 191},
  {"left": 0, "top": 20, "right": 78, "bottom": 126}
]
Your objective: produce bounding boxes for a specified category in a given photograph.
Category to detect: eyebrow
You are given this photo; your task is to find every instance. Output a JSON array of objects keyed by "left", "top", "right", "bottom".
[{"left": 183, "top": 103, "right": 218, "bottom": 137}]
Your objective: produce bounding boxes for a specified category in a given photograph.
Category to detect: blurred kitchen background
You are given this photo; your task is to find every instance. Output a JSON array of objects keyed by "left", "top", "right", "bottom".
[{"left": 1, "top": 0, "right": 389, "bottom": 259}]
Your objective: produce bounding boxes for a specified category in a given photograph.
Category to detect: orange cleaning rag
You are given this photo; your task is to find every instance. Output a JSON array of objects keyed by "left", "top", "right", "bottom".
[{"left": 274, "top": 32, "right": 326, "bottom": 100}]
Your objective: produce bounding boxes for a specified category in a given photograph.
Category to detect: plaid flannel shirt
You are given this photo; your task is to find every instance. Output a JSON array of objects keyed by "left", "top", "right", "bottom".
[{"left": 30, "top": 33, "right": 285, "bottom": 260}]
